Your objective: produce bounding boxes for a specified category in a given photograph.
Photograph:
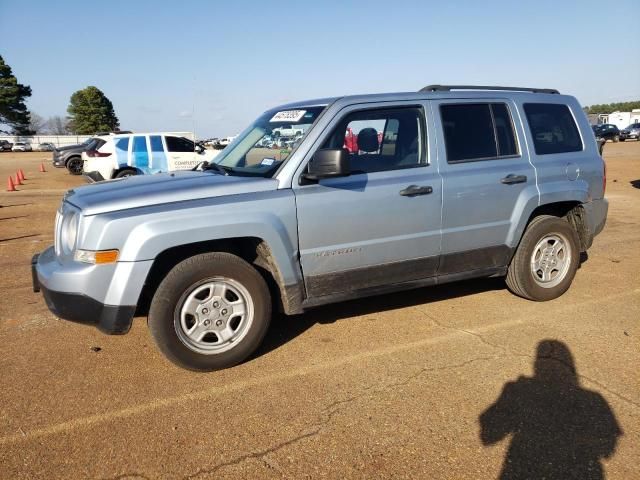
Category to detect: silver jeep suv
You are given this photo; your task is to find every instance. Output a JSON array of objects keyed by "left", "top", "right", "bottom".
[{"left": 33, "top": 85, "right": 608, "bottom": 371}]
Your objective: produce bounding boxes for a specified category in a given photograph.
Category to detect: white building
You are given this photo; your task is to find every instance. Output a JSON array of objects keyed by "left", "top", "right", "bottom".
[{"left": 605, "top": 110, "right": 640, "bottom": 129}]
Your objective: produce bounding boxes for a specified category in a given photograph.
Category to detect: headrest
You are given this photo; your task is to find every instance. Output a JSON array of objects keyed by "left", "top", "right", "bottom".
[{"left": 357, "top": 128, "right": 379, "bottom": 153}]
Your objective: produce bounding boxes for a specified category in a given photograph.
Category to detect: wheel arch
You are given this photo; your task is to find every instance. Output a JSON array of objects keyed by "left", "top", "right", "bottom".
[
  {"left": 136, "top": 237, "right": 303, "bottom": 317},
  {"left": 111, "top": 166, "right": 140, "bottom": 179},
  {"left": 65, "top": 154, "right": 83, "bottom": 170},
  {"left": 519, "top": 200, "right": 592, "bottom": 253}
]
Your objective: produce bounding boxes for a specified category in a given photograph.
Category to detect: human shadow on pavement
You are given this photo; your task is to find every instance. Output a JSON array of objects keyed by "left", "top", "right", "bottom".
[
  {"left": 256, "top": 276, "right": 505, "bottom": 358},
  {"left": 479, "top": 340, "right": 622, "bottom": 480},
  {"left": 630, "top": 179, "right": 640, "bottom": 189}
]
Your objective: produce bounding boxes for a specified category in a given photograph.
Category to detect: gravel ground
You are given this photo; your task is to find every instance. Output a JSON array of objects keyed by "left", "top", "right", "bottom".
[{"left": 0, "top": 143, "right": 638, "bottom": 479}]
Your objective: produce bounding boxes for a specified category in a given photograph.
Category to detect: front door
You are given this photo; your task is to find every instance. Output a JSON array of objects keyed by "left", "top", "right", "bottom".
[
  {"left": 164, "top": 135, "right": 199, "bottom": 171},
  {"left": 293, "top": 104, "right": 442, "bottom": 298}
]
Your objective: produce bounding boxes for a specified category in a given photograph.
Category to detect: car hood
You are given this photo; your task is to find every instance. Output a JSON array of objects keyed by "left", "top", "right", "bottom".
[
  {"left": 56, "top": 143, "right": 86, "bottom": 152},
  {"left": 65, "top": 171, "right": 279, "bottom": 216}
]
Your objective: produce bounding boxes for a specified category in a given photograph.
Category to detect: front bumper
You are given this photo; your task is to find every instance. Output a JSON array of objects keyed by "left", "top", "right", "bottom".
[
  {"left": 84, "top": 171, "right": 105, "bottom": 183},
  {"left": 52, "top": 154, "right": 65, "bottom": 167},
  {"left": 32, "top": 248, "right": 139, "bottom": 334}
]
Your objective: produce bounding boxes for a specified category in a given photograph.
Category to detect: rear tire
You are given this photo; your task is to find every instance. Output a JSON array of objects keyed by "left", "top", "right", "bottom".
[
  {"left": 66, "top": 157, "right": 83, "bottom": 175},
  {"left": 114, "top": 169, "right": 136, "bottom": 179},
  {"left": 148, "top": 252, "right": 271, "bottom": 371},
  {"left": 506, "top": 215, "right": 580, "bottom": 301}
]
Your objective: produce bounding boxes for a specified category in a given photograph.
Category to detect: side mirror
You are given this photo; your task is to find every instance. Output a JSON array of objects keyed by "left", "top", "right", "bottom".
[
  {"left": 195, "top": 144, "right": 204, "bottom": 154},
  {"left": 303, "top": 148, "right": 350, "bottom": 181}
]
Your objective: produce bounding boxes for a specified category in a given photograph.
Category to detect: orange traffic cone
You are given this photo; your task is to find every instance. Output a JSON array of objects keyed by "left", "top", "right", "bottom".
[
  {"left": 14, "top": 173, "right": 22, "bottom": 186},
  {"left": 18, "top": 168, "right": 26, "bottom": 181},
  {"left": 39, "top": 163, "right": 46, "bottom": 173},
  {"left": 7, "top": 176, "right": 16, "bottom": 192}
]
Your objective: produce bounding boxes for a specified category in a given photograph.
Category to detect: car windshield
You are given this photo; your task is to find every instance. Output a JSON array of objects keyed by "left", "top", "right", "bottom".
[
  {"left": 214, "top": 106, "right": 326, "bottom": 177},
  {"left": 626, "top": 124, "right": 639, "bottom": 129}
]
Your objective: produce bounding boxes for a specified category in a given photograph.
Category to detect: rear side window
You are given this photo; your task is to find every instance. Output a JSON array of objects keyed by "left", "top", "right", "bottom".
[
  {"left": 524, "top": 103, "right": 582, "bottom": 155},
  {"left": 150, "top": 135, "right": 164, "bottom": 152},
  {"left": 440, "top": 103, "right": 518, "bottom": 163},
  {"left": 166, "top": 136, "right": 194, "bottom": 152}
]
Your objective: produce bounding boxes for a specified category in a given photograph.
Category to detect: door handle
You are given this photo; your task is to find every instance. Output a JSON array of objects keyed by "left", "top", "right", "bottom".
[
  {"left": 501, "top": 174, "right": 527, "bottom": 185},
  {"left": 399, "top": 185, "right": 433, "bottom": 196}
]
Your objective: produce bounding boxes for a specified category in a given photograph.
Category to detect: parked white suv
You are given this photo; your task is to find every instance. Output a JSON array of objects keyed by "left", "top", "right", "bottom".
[
  {"left": 12, "top": 142, "right": 32, "bottom": 152},
  {"left": 82, "top": 132, "right": 220, "bottom": 181}
]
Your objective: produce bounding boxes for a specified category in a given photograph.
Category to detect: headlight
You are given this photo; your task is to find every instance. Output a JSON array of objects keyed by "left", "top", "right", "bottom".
[{"left": 60, "top": 210, "right": 79, "bottom": 255}]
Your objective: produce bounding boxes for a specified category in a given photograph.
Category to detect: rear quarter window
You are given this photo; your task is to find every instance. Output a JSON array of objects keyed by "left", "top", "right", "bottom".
[{"left": 524, "top": 103, "right": 583, "bottom": 155}]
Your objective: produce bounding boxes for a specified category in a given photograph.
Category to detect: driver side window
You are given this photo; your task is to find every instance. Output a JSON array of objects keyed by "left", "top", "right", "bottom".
[
  {"left": 321, "top": 107, "right": 426, "bottom": 174},
  {"left": 166, "top": 136, "right": 195, "bottom": 152}
]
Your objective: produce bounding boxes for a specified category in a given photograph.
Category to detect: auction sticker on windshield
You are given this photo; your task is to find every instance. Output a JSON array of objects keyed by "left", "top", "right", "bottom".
[{"left": 270, "top": 110, "right": 306, "bottom": 122}]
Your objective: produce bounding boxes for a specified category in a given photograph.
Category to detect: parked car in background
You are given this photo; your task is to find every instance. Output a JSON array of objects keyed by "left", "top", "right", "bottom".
[
  {"left": 211, "top": 136, "right": 238, "bottom": 149},
  {"left": 592, "top": 124, "right": 620, "bottom": 142},
  {"left": 11, "top": 142, "right": 32, "bottom": 152},
  {"left": 620, "top": 123, "right": 640, "bottom": 141},
  {"left": 82, "top": 132, "right": 220, "bottom": 181},
  {"left": 52, "top": 137, "right": 104, "bottom": 175},
  {"left": 38, "top": 142, "right": 56, "bottom": 151},
  {"left": 33, "top": 85, "right": 608, "bottom": 371},
  {"left": 0, "top": 140, "right": 13, "bottom": 151}
]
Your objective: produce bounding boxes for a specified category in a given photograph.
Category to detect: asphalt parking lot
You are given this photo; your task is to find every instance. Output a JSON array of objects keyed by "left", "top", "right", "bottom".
[{"left": 0, "top": 145, "right": 638, "bottom": 479}]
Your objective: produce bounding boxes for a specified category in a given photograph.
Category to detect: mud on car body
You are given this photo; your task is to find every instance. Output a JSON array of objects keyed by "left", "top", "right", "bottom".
[{"left": 33, "top": 85, "right": 608, "bottom": 371}]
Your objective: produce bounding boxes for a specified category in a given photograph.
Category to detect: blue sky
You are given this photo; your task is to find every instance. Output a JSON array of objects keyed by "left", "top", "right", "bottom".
[{"left": 1, "top": 0, "right": 639, "bottom": 137}]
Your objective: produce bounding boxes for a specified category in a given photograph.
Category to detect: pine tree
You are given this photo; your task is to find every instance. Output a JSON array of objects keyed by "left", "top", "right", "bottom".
[
  {"left": 0, "top": 55, "right": 33, "bottom": 134},
  {"left": 67, "top": 86, "right": 119, "bottom": 134}
]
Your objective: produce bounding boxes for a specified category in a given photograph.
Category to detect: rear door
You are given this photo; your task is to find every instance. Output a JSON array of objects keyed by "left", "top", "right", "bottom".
[{"left": 433, "top": 99, "right": 537, "bottom": 275}]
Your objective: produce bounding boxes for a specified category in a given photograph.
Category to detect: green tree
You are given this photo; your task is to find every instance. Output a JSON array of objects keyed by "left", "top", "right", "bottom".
[
  {"left": 0, "top": 54, "right": 33, "bottom": 134},
  {"left": 67, "top": 86, "right": 119, "bottom": 134},
  {"left": 585, "top": 101, "right": 640, "bottom": 114}
]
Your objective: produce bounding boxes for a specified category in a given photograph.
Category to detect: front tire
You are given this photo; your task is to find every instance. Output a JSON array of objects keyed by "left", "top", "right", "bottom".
[
  {"left": 506, "top": 215, "right": 580, "bottom": 301},
  {"left": 114, "top": 169, "right": 136, "bottom": 179},
  {"left": 66, "top": 157, "right": 83, "bottom": 175},
  {"left": 148, "top": 253, "right": 271, "bottom": 371}
]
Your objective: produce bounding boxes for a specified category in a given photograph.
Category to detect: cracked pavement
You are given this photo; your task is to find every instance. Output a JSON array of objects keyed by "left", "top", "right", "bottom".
[{"left": 0, "top": 145, "right": 639, "bottom": 479}]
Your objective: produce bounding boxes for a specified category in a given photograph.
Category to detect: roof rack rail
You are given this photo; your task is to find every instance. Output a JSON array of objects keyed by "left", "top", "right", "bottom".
[{"left": 420, "top": 85, "right": 560, "bottom": 94}]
